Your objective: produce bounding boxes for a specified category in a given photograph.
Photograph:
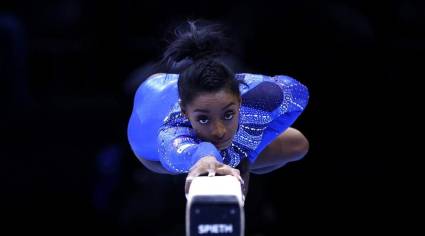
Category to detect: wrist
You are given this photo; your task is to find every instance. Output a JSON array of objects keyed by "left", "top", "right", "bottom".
[{"left": 190, "top": 142, "right": 223, "bottom": 166}]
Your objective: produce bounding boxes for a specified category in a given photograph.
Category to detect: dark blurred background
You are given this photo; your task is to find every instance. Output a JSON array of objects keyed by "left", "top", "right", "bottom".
[{"left": 1, "top": 0, "right": 421, "bottom": 235}]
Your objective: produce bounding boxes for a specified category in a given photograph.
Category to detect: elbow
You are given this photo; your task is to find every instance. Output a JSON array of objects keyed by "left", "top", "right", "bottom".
[{"left": 139, "top": 158, "right": 176, "bottom": 175}]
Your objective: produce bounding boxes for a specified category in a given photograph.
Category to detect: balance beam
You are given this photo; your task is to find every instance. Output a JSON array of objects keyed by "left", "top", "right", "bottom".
[{"left": 186, "top": 175, "right": 245, "bottom": 236}]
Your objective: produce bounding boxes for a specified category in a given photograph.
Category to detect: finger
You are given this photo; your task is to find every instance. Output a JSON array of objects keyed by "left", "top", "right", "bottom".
[
  {"left": 215, "top": 165, "right": 231, "bottom": 175},
  {"left": 236, "top": 175, "right": 245, "bottom": 186},
  {"left": 185, "top": 169, "right": 202, "bottom": 194},
  {"left": 185, "top": 175, "right": 194, "bottom": 195},
  {"left": 207, "top": 162, "right": 216, "bottom": 177},
  {"left": 216, "top": 165, "right": 239, "bottom": 176},
  {"left": 216, "top": 166, "right": 244, "bottom": 184}
]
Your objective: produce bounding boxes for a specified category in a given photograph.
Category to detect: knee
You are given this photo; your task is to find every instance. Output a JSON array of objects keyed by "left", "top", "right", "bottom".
[
  {"left": 249, "top": 165, "right": 277, "bottom": 175},
  {"left": 292, "top": 137, "right": 309, "bottom": 161},
  {"left": 279, "top": 128, "right": 309, "bottom": 162}
]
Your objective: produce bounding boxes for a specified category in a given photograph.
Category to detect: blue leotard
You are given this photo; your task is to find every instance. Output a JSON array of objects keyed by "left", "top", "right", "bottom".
[{"left": 128, "top": 73, "right": 309, "bottom": 173}]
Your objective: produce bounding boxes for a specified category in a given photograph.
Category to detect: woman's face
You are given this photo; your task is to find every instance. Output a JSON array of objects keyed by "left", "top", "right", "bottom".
[{"left": 181, "top": 89, "right": 241, "bottom": 150}]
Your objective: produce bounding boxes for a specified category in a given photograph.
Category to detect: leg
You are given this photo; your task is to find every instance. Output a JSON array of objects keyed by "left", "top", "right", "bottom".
[{"left": 250, "top": 127, "right": 309, "bottom": 174}]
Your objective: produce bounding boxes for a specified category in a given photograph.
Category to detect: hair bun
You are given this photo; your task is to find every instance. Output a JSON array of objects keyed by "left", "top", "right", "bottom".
[{"left": 161, "top": 20, "right": 233, "bottom": 66}]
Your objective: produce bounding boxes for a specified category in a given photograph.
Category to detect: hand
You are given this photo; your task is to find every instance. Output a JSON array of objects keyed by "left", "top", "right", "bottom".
[{"left": 185, "top": 156, "right": 244, "bottom": 194}]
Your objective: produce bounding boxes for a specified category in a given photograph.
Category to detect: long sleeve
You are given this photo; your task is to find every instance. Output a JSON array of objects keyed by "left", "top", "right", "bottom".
[
  {"left": 127, "top": 72, "right": 224, "bottom": 174},
  {"left": 235, "top": 73, "right": 309, "bottom": 163},
  {"left": 158, "top": 109, "right": 223, "bottom": 174},
  {"left": 128, "top": 72, "right": 308, "bottom": 172},
  {"left": 127, "top": 73, "right": 180, "bottom": 162}
]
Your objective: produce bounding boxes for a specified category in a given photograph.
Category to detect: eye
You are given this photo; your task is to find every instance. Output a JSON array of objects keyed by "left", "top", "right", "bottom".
[
  {"left": 197, "top": 116, "right": 209, "bottom": 124},
  {"left": 224, "top": 112, "right": 234, "bottom": 120}
]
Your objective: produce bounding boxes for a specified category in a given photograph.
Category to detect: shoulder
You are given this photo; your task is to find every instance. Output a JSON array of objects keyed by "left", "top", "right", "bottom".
[
  {"left": 134, "top": 73, "right": 179, "bottom": 95},
  {"left": 142, "top": 73, "right": 179, "bottom": 87}
]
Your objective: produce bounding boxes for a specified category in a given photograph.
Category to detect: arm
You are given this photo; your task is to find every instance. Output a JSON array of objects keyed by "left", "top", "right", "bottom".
[
  {"left": 157, "top": 121, "right": 223, "bottom": 174},
  {"left": 159, "top": 123, "right": 244, "bottom": 193}
]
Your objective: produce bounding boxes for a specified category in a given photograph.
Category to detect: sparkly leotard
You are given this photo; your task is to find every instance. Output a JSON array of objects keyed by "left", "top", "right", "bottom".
[{"left": 128, "top": 73, "right": 309, "bottom": 173}]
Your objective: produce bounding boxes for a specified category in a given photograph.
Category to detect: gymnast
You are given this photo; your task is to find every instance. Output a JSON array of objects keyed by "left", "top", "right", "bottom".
[{"left": 128, "top": 20, "right": 310, "bottom": 197}]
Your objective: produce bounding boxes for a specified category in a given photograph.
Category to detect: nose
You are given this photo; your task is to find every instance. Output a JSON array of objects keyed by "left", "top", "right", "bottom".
[{"left": 211, "top": 121, "right": 226, "bottom": 140}]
